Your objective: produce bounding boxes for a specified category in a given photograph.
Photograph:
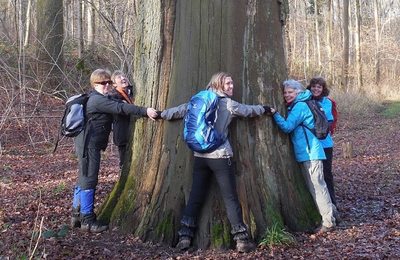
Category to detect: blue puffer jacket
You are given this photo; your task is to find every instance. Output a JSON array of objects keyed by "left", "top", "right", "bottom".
[
  {"left": 273, "top": 90, "right": 326, "bottom": 162},
  {"left": 316, "top": 97, "right": 334, "bottom": 148}
]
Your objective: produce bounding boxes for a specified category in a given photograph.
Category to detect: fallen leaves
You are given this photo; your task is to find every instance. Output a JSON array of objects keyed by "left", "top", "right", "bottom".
[{"left": 1, "top": 97, "right": 400, "bottom": 259}]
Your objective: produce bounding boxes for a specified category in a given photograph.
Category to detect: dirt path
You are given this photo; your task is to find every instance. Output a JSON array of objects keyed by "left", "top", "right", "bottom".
[{"left": 1, "top": 104, "right": 399, "bottom": 259}]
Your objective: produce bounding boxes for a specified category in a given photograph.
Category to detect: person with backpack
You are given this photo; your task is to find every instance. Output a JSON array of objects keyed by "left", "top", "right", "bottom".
[
  {"left": 307, "top": 77, "right": 338, "bottom": 208},
  {"left": 268, "top": 79, "right": 336, "bottom": 234},
  {"left": 108, "top": 70, "right": 135, "bottom": 169},
  {"left": 159, "top": 72, "right": 272, "bottom": 253},
  {"left": 71, "top": 69, "right": 158, "bottom": 233}
]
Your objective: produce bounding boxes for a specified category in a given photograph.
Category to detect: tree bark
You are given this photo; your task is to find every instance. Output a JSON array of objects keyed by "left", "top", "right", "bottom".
[
  {"left": 36, "top": 0, "right": 64, "bottom": 91},
  {"left": 77, "top": 0, "right": 83, "bottom": 59},
  {"left": 326, "top": 0, "right": 333, "bottom": 79},
  {"left": 86, "top": 0, "right": 95, "bottom": 47},
  {"left": 354, "top": 0, "right": 363, "bottom": 92},
  {"left": 100, "top": 0, "right": 320, "bottom": 249},
  {"left": 341, "top": 0, "right": 350, "bottom": 90},
  {"left": 23, "top": 0, "right": 32, "bottom": 47},
  {"left": 314, "top": 0, "right": 321, "bottom": 71},
  {"left": 373, "top": 0, "right": 381, "bottom": 89}
]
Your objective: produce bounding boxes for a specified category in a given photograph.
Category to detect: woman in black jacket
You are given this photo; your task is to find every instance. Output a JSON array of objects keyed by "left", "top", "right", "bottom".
[
  {"left": 108, "top": 70, "right": 135, "bottom": 169},
  {"left": 71, "top": 69, "right": 158, "bottom": 233}
]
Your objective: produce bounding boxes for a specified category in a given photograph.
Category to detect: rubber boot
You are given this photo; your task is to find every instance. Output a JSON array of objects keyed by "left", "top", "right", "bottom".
[
  {"left": 79, "top": 189, "right": 108, "bottom": 233},
  {"left": 71, "top": 186, "right": 81, "bottom": 228},
  {"left": 176, "top": 216, "right": 196, "bottom": 250},
  {"left": 232, "top": 223, "right": 256, "bottom": 253}
]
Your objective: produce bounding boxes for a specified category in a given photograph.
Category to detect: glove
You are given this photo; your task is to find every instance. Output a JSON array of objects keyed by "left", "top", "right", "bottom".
[
  {"left": 263, "top": 105, "right": 273, "bottom": 115},
  {"left": 155, "top": 110, "right": 163, "bottom": 119}
]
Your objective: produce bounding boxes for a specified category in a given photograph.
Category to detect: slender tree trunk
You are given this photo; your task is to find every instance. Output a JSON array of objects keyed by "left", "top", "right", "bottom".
[
  {"left": 36, "top": 0, "right": 64, "bottom": 92},
  {"left": 341, "top": 0, "right": 350, "bottom": 90},
  {"left": 326, "top": 0, "right": 333, "bottom": 80},
  {"left": 17, "top": 0, "right": 26, "bottom": 121},
  {"left": 100, "top": 0, "right": 319, "bottom": 249},
  {"left": 374, "top": 0, "right": 381, "bottom": 91},
  {"left": 23, "top": 0, "right": 32, "bottom": 47},
  {"left": 77, "top": 0, "right": 83, "bottom": 59},
  {"left": 314, "top": 0, "right": 321, "bottom": 71},
  {"left": 305, "top": 8, "right": 310, "bottom": 79},
  {"left": 87, "top": 0, "right": 95, "bottom": 47},
  {"left": 355, "top": 0, "right": 363, "bottom": 91}
]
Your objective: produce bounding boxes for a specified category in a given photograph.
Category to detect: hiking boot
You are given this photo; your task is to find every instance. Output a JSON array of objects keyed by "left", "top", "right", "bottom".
[
  {"left": 313, "top": 225, "right": 335, "bottom": 234},
  {"left": 236, "top": 239, "right": 256, "bottom": 253},
  {"left": 176, "top": 236, "right": 191, "bottom": 251},
  {"left": 70, "top": 208, "right": 81, "bottom": 228},
  {"left": 80, "top": 214, "right": 108, "bottom": 233},
  {"left": 80, "top": 220, "right": 108, "bottom": 233}
]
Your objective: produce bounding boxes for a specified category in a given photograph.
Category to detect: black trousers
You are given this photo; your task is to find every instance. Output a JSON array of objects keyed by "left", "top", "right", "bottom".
[
  {"left": 118, "top": 145, "right": 127, "bottom": 169},
  {"left": 183, "top": 157, "right": 244, "bottom": 226},
  {"left": 323, "top": 147, "right": 337, "bottom": 206},
  {"left": 76, "top": 146, "right": 101, "bottom": 190}
]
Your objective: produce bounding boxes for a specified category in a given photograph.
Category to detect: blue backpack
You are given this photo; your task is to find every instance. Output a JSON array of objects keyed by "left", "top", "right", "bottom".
[{"left": 183, "top": 90, "right": 225, "bottom": 153}]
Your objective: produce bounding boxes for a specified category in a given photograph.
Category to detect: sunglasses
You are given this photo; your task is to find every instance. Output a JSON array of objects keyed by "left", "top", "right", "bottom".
[{"left": 95, "top": 80, "right": 113, "bottom": 85}]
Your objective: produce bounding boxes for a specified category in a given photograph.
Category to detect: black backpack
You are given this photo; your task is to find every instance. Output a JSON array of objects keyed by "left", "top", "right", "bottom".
[
  {"left": 53, "top": 94, "right": 89, "bottom": 153},
  {"left": 301, "top": 100, "right": 330, "bottom": 140}
]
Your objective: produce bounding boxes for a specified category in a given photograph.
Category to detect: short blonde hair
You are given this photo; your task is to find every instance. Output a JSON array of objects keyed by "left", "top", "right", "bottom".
[
  {"left": 206, "top": 72, "right": 232, "bottom": 92},
  {"left": 90, "top": 69, "right": 111, "bottom": 87}
]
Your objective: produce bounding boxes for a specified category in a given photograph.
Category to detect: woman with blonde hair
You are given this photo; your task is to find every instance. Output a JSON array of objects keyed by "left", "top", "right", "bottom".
[{"left": 160, "top": 72, "right": 272, "bottom": 252}]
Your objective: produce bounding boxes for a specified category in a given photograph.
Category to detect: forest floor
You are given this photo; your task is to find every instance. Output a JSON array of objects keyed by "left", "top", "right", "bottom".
[{"left": 0, "top": 94, "right": 399, "bottom": 259}]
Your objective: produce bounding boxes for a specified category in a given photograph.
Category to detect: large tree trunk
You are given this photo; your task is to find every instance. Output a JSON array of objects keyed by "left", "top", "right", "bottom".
[{"left": 100, "top": 0, "right": 319, "bottom": 249}]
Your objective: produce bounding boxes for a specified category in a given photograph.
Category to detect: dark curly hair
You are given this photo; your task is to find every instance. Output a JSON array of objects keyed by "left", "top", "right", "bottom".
[{"left": 307, "top": 77, "right": 330, "bottom": 97}]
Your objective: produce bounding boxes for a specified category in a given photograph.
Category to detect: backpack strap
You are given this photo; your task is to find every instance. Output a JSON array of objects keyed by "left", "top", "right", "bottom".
[
  {"left": 301, "top": 125, "right": 311, "bottom": 151},
  {"left": 52, "top": 103, "right": 70, "bottom": 154},
  {"left": 327, "top": 96, "right": 338, "bottom": 134},
  {"left": 292, "top": 100, "right": 313, "bottom": 149}
]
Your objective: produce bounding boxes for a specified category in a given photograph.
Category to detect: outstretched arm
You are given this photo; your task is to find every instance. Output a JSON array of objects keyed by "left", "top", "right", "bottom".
[{"left": 160, "top": 103, "right": 188, "bottom": 120}]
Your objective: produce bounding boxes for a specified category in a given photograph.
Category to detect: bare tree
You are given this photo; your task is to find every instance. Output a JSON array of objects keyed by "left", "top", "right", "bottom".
[
  {"left": 354, "top": 0, "right": 363, "bottom": 91},
  {"left": 23, "top": 0, "right": 32, "bottom": 47},
  {"left": 77, "top": 0, "right": 84, "bottom": 58},
  {"left": 86, "top": 0, "right": 95, "bottom": 47},
  {"left": 341, "top": 0, "right": 350, "bottom": 90},
  {"left": 36, "top": 0, "right": 65, "bottom": 92},
  {"left": 374, "top": 0, "right": 381, "bottom": 89},
  {"left": 327, "top": 0, "right": 334, "bottom": 80}
]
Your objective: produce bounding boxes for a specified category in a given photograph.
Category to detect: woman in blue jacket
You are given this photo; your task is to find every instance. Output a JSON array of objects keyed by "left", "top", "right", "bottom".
[
  {"left": 307, "top": 77, "right": 337, "bottom": 207},
  {"left": 269, "top": 80, "right": 336, "bottom": 233}
]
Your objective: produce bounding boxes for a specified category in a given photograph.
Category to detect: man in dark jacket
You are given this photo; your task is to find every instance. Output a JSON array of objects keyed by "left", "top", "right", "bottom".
[
  {"left": 108, "top": 70, "right": 134, "bottom": 169},
  {"left": 71, "top": 69, "right": 158, "bottom": 233}
]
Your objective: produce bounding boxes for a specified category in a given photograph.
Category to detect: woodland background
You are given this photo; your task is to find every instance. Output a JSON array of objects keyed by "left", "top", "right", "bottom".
[
  {"left": 0, "top": 0, "right": 399, "bottom": 144},
  {"left": 0, "top": 0, "right": 400, "bottom": 259}
]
